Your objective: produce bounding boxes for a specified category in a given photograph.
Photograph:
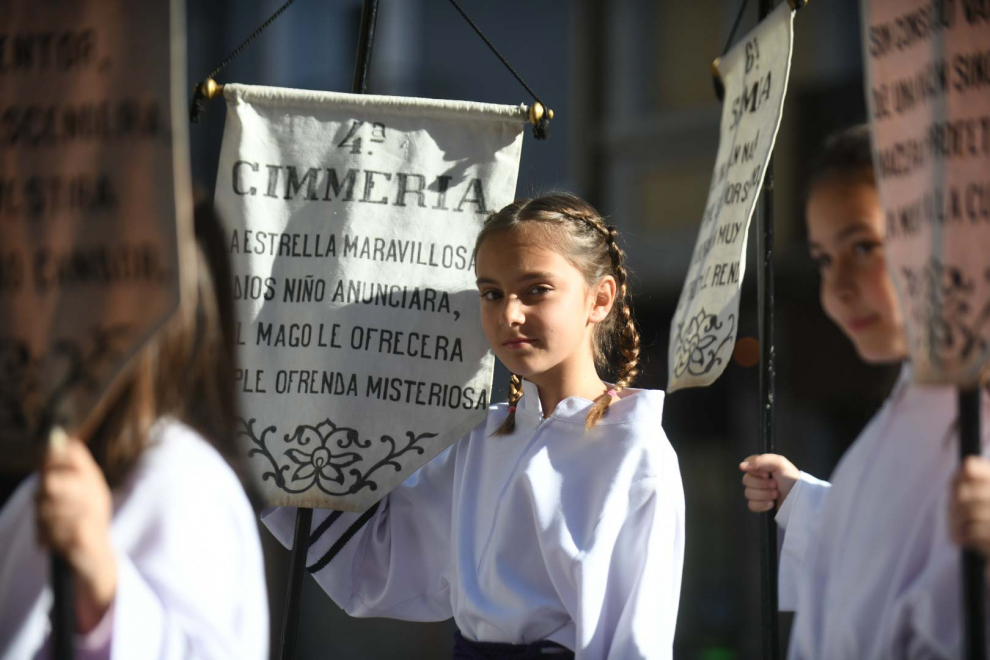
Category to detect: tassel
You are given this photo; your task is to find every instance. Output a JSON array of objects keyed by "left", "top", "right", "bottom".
[
  {"left": 190, "top": 78, "right": 221, "bottom": 124},
  {"left": 528, "top": 102, "right": 553, "bottom": 141},
  {"left": 711, "top": 59, "right": 725, "bottom": 103}
]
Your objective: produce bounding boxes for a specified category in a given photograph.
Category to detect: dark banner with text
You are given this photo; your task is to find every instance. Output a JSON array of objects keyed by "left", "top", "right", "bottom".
[{"left": 0, "top": 0, "right": 191, "bottom": 470}]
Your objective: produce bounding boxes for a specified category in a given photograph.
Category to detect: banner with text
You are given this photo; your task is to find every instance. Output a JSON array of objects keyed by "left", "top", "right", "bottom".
[
  {"left": 0, "top": 0, "right": 191, "bottom": 471},
  {"left": 863, "top": 0, "right": 990, "bottom": 385},
  {"left": 668, "top": 3, "right": 794, "bottom": 392},
  {"left": 215, "top": 85, "right": 525, "bottom": 510}
]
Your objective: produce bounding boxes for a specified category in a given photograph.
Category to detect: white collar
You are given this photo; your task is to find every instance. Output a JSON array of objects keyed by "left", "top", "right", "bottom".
[{"left": 515, "top": 379, "right": 665, "bottom": 426}]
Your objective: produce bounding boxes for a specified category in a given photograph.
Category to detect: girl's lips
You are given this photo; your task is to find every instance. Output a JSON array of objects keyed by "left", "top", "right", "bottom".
[
  {"left": 846, "top": 315, "right": 880, "bottom": 332},
  {"left": 502, "top": 338, "right": 535, "bottom": 349}
]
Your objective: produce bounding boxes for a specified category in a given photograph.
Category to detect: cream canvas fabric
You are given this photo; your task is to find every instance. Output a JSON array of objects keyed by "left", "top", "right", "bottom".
[
  {"left": 668, "top": 2, "right": 794, "bottom": 392},
  {"left": 863, "top": 0, "right": 990, "bottom": 386},
  {"left": 215, "top": 84, "right": 525, "bottom": 510}
]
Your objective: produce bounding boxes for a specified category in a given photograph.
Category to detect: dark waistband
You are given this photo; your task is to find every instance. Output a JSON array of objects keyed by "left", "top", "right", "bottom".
[{"left": 452, "top": 629, "right": 574, "bottom": 660}]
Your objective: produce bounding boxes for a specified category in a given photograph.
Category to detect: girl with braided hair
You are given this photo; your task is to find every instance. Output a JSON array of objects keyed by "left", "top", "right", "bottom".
[{"left": 263, "top": 193, "right": 685, "bottom": 659}]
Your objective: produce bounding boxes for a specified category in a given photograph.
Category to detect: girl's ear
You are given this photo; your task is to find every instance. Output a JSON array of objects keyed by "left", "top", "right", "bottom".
[{"left": 588, "top": 275, "right": 617, "bottom": 323}]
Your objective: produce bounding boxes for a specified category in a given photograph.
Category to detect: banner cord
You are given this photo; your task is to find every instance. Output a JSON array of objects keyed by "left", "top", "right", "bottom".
[
  {"left": 190, "top": 0, "right": 298, "bottom": 122},
  {"left": 712, "top": 0, "right": 750, "bottom": 101},
  {"left": 189, "top": 0, "right": 554, "bottom": 138},
  {"left": 445, "top": 0, "right": 553, "bottom": 139}
]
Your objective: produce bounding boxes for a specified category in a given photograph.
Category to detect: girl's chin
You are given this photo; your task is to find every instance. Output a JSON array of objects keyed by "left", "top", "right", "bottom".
[
  {"left": 496, "top": 355, "right": 545, "bottom": 379},
  {"left": 853, "top": 340, "right": 908, "bottom": 364}
]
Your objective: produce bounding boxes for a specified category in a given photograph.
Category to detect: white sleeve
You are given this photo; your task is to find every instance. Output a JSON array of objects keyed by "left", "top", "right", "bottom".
[
  {"left": 107, "top": 460, "right": 269, "bottom": 660},
  {"left": 560, "top": 462, "right": 685, "bottom": 660},
  {"left": 261, "top": 444, "right": 457, "bottom": 622},
  {"left": 890, "top": 473, "right": 990, "bottom": 659},
  {"left": 775, "top": 471, "right": 831, "bottom": 612}
]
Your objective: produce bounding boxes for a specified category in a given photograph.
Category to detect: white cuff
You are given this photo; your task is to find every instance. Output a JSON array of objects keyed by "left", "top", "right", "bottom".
[
  {"left": 74, "top": 599, "right": 115, "bottom": 660},
  {"left": 775, "top": 471, "right": 829, "bottom": 531},
  {"left": 775, "top": 471, "right": 831, "bottom": 611}
]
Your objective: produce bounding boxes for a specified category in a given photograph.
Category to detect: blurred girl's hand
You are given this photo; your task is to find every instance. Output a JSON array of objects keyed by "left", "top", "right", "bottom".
[
  {"left": 739, "top": 454, "right": 800, "bottom": 513},
  {"left": 36, "top": 433, "right": 117, "bottom": 633},
  {"left": 950, "top": 456, "right": 990, "bottom": 559}
]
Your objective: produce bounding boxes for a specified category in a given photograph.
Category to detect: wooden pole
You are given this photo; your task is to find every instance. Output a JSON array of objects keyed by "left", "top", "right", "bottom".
[{"left": 276, "top": 2, "right": 379, "bottom": 658}]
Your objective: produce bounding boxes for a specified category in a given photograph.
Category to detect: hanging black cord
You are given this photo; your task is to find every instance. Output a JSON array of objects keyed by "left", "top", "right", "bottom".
[
  {"left": 712, "top": 0, "right": 750, "bottom": 101},
  {"left": 722, "top": 0, "right": 751, "bottom": 57},
  {"left": 445, "top": 0, "right": 553, "bottom": 139},
  {"left": 190, "top": 0, "right": 299, "bottom": 122}
]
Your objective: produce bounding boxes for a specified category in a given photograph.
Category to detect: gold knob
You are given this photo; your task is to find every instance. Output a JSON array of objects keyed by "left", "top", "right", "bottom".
[
  {"left": 201, "top": 78, "right": 221, "bottom": 100},
  {"left": 528, "top": 102, "right": 554, "bottom": 125}
]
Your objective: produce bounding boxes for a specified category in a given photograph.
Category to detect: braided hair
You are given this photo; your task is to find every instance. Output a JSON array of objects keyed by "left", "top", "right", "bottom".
[{"left": 475, "top": 193, "right": 641, "bottom": 433}]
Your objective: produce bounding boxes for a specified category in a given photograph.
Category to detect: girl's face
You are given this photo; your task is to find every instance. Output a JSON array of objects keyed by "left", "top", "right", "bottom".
[
  {"left": 475, "top": 227, "right": 613, "bottom": 382},
  {"left": 806, "top": 178, "right": 907, "bottom": 364}
]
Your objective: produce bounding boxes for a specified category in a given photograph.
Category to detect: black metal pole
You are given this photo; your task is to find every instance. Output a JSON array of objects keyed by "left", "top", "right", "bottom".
[
  {"left": 352, "top": 0, "right": 380, "bottom": 95},
  {"left": 756, "top": 3, "right": 779, "bottom": 659},
  {"left": 277, "top": 508, "right": 313, "bottom": 660},
  {"left": 960, "top": 388, "right": 986, "bottom": 660},
  {"left": 757, "top": 152, "right": 780, "bottom": 660},
  {"left": 276, "top": 3, "right": 379, "bottom": 659},
  {"left": 51, "top": 555, "right": 74, "bottom": 660}
]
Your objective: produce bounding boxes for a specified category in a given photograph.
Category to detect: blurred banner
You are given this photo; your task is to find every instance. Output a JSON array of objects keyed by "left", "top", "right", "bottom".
[
  {"left": 215, "top": 85, "right": 524, "bottom": 510},
  {"left": 0, "top": 0, "right": 191, "bottom": 471},
  {"left": 863, "top": 0, "right": 990, "bottom": 386},
  {"left": 668, "top": 3, "right": 794, "bottom": 393}
]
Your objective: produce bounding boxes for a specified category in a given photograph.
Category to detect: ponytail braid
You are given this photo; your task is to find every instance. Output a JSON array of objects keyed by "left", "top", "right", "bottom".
[
  {"left": 492, "top": 372, "right": 524, "bottom": 436},
  {"left": 582, "top": 221, "right": 641, "bottom": 429}
]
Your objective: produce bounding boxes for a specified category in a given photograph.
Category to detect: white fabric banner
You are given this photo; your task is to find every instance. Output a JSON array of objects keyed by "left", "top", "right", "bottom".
[
  {"left": 215, "top": 85, "right": 525, "bottom": 510},
  {"left": 667, "top": 3, "right": 794, "bottom": 392},
  {"left": 863, "top": 1, "right": 990, "bottom": 386},
  {"left": 0, "top": 0, "right": 191, "bottom": 471}
]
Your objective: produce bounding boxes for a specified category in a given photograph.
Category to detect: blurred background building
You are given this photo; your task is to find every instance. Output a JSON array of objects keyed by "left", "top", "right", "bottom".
[{"left": 183, "top": 1, "right": 898, "bottom": 657}]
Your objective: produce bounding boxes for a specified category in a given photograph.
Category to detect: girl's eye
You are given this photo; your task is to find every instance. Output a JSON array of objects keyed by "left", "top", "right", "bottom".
[
  {"left": 480, "top": 290, "right": 502, "bottom": 301},
  {"left": 528, "top": 285, "right": 552, "bottom": 295},
  {"left": 853, "top": 241, "right": 881, "bottom": 258},
  {"left": 810, "top": 253, "right": 831, "bottom": 271}
]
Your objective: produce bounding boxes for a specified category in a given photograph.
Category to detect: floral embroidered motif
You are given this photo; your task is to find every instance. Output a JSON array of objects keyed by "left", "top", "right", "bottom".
[
  {"left": 671, "top": 308, "right": 736, "bottom": 378},
  {"left": 240, "top": 416, "right": 436, "bottom": 496}
]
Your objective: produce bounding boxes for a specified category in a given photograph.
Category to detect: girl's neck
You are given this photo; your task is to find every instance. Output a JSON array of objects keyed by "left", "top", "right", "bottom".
[{"left": 527, "top": 359, "right": 608, "bottom": 417}]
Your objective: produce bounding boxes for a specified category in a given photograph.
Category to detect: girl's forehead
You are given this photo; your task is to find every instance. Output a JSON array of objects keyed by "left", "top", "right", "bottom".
[
  {"left": 805, "top": 180, "right": 883, "bottom": 244},
  {"left": 475, "top": 229, "right": 581, "bottom": 279}
]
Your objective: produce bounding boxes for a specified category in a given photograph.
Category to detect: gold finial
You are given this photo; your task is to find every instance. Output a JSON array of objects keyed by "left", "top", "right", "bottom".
[
  {"left": 528, "top": 102, "right": 554, "bottom": 126},
  {"left": 49, "top": 426, "right": 69, "bottom": 453},
  {"left": 711, "top": 58, "right": 722, "bottom": 78},
  {"left": 203, "top": 78, "right": 223, "bottom": 100}
]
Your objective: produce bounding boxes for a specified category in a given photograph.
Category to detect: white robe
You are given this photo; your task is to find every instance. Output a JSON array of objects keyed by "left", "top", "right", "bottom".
[
  {"left": 776, "top": 366, "right": 990, "bottom": 659},
  {"left": 0, "top": 419, "right": 269, "bottom": 660},
  {"left": 263, "top": 380, "right": 685, "bottom": 659}
]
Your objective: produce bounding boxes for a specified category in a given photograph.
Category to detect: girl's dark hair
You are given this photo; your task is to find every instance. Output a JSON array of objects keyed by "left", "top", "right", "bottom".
[
  {"left": 87, "top": 201, "right": 247, "bottom": 493},
  {"left": 474, "top": 193, "right": 640, "bottom": 433},
  {"left": 807, "top": 123, "right": 876, "bottom": 197}
]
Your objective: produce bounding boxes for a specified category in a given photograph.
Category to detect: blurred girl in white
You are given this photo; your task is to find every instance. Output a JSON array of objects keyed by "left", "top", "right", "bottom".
[
  {"left": 738, "top": 125, "right": 990, "bottom": 658},
  {"left": 264, "top": 193, "right": 685, "bottom": 659},
  {"left": 0, "top": 204, "right": 269, "bottom": 659}
]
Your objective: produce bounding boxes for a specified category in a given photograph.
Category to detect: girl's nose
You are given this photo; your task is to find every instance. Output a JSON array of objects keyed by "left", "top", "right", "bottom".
[
  {"left": 500, "top": 297, "right": 525, "bottom": 327},
  {"left": 826, "top": 258, "right": 858, "bottom": 304}
]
